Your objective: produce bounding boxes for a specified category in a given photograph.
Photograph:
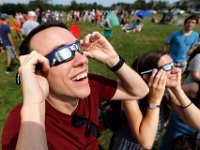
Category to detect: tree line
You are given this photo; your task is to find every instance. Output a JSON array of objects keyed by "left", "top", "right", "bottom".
[{"left": 0, "top": 0, "right": 187, "bottom": 15}]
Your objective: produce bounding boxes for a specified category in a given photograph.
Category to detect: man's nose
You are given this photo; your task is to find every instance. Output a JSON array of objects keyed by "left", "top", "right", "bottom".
[{"left": 72, "top": 52, "right": 88, "bottom": 67}]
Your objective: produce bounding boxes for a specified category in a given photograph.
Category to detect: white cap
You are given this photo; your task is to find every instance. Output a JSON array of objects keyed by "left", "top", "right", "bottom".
[{"left": 28, "top": 11, "right": 36, "bottom": 17}]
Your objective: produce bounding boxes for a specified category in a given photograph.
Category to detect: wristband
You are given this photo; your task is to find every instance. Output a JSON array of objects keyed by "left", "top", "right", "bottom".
[
  {"left": 110, "top": 56, "right": 125, "bottom": 72},
  {"left": 180, "top": 101, "right": 192, "bottom": 109}
]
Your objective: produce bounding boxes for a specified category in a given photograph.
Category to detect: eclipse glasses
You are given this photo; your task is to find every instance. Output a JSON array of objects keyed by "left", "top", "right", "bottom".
[
  {"left": 140, "top": 62, "right": 174, "bottom": 75},
  {"left": 47, "top": 41, "right": 82, "bottom": 67},
  {"left": 16, "top": 41, "right": 82, "bottom": 85}
]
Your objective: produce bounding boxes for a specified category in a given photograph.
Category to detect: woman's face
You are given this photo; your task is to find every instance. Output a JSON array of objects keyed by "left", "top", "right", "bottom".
[{"left": 158, "top": 54, "right": 179, "bottom": 88}]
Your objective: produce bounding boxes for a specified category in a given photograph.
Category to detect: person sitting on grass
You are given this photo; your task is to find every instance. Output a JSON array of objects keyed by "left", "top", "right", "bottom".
[
  {"left": 109, "top": 50, "right": 200, "bottom": 150},
  {"left": 159, "top": 46, "right": 200, "bottom": 150}
]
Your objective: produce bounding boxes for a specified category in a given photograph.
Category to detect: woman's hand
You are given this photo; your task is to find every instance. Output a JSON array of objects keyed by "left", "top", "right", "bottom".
[{"left": 148, "top": 69, "right": 167, "bottom": 104}]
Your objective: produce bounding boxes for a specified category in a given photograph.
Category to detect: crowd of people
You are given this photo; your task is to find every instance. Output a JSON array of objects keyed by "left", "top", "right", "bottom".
[{"left": 0, "top": 8, "right": 200, "bottom": 150}]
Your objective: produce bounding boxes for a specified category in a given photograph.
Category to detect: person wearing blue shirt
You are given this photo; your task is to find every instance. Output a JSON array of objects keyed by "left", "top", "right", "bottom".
[
  {"left": 0, "top": 13, "right": 18, "bottom": 73},
  {"left": 163, "top": 15, "right": 199, "bottom": 73}
]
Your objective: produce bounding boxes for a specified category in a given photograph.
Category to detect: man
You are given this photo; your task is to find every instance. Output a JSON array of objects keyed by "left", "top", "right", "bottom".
[
  {"left": 2, "top": 21, "right": 149, "bottom": 150},
  {"left": 21, "top": 11, "right": 39, "bottom": 37},
  {"left": 0, "top": 13, "right": 18, "bottom": 73},
  {"left": 163, "top": 15, "right": 199, "bottom": 73},
  {"left": 13, "top": 13, "right": 23, "bottom": 41}
]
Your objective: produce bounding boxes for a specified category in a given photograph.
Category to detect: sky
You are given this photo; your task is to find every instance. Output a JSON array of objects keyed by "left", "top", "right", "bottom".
[{"left": 0, "top": 0, "right": 179, "bottom": 7}]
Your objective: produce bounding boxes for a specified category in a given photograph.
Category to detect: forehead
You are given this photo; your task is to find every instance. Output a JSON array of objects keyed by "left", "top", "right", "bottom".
[
  {"left": 29, "top": 27, "right": 77, "bottom": 55},
  {"left": 185, "top": 19, "right": 197, "bottom": 23},
  {"left": 158, "top": 54, "right": 172, "bottom": 66}
]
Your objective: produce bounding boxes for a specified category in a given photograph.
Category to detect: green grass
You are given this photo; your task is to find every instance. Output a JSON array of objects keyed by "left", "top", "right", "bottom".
[{"left": 0, "top": 16, "right": 200, "bottom": 149}]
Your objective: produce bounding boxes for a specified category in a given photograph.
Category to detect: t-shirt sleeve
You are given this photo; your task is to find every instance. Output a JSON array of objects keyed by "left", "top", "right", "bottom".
[
  {"left": 2, "top": 104, "right": 21, "bottom": 150},
  {"left": 88, "top": 74, "right": 117, "bottom": 103}
]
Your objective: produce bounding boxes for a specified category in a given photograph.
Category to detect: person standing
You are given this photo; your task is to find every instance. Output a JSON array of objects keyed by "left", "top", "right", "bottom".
[
  {"left": 21, "top": 11, "right": 39, "bottom": 37},
  {"left": 163, "top": 15, "right": 199, "bottom": 73},
  {"left": 0, "top": 13, "right": 18, "bottom": 73},
  {"left": 13, "top": 13, "right": 23, "bottom": 41}
]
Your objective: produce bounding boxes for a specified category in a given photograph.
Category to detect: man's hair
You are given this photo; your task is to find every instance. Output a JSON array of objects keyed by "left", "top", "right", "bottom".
[
  {"left": 19, "top": 21, "right": 67, "bottom": 55},
  {"left": 131, "top": 50, "right": 167, "bottom": 75},
  {"left": 184, "top": 15, "right": 198, "bottom": 25}
]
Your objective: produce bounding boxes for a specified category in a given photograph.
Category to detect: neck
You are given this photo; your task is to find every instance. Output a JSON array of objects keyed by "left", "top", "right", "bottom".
[
  {"left": 183, "top": 29, "right": 192, "bottom": 34},
  {"left": 47, "top": 95, "right": 79, "bottom": 115}
]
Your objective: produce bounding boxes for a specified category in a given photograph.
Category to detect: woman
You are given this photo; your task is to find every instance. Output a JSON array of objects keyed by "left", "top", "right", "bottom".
[
  {"left": 159, "top": 47, "right": 200, "bottom": 150},
  {"left": 109, "top": 50, "right": 200, "bottom": 150}
]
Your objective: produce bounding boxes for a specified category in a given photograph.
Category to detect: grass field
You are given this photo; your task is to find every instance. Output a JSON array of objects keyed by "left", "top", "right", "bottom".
[{"left": 0, "top": 15, "right": 200, "bottom": 149}]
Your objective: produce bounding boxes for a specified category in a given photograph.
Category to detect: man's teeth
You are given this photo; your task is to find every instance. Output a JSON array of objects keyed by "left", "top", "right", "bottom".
[{"left": 72, "top": 73, "right": 87, "bottom": 81}]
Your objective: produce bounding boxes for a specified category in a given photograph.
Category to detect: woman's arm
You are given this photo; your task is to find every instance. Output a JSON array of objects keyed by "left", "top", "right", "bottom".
[
  {"left": 169, "top": 70, "right": 200, "bottom": 131},
  {"left": 122, "top": 69, "right": 166, "bottom": 149}
]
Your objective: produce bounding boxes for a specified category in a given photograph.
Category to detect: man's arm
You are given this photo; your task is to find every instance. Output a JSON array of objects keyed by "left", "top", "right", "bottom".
[
  {"left": 16, "top": 51, "right": 50, "bottom": 150},
  {"left": 7, "top": 33, "right": 16, "bottom": 51},
  {"left": 16, "top": 105, "right": 48, "bottom": 150},
  {"left": 190, "top": 71, "right": 200, "bottom": 81},
  {"left": 81, "top": 32, "right": 149, "bottom": 100}
]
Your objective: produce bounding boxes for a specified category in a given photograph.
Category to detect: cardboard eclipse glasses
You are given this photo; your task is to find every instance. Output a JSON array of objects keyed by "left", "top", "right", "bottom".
[
  {"left": 140, "top": 62, "right": 174, "bottom": 75},
  {"left": 47, "top": 41, "right": 82, "bottom": 67},
  {"left": 16, "top": 41, "right": 82, "bottom": 85}
]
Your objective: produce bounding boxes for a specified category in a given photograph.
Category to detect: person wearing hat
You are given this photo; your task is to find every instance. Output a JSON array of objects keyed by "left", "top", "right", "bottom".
[
  {"left": 21, "top": 11, "right": 39, "bottom": 37},
  {"left": 0, "top": 13, "right": 19, "bottom": 73}
]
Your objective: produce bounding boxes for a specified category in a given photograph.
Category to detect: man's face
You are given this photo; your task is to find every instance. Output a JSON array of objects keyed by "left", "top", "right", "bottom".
[
  {"left": 184, "top": 19, "right": 197, "bottom": 31},
  {"left": 29, "top": 27, "right": 90, "bottom": 100}
]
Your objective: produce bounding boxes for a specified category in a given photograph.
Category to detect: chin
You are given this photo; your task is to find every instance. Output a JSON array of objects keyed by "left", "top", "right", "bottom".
[
  {"left": 166, "top": 82, "right": 177, "bottom": 88},
  {"left": 77, "top": 88, "right": 91, "bottom": 99}
]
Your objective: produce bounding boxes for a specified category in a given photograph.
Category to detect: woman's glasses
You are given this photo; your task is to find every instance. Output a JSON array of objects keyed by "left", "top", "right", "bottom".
[{"left": 140, "top": 62, "right": 174, "bottom": 75}]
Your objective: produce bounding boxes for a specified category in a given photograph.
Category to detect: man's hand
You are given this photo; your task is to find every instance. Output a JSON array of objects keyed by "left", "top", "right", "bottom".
[
  {"left": 80, "top": 32, "right": 119, "bottom": 68},
  {"left": 18, "top": 51, "right": 50, "bottom": 106}
]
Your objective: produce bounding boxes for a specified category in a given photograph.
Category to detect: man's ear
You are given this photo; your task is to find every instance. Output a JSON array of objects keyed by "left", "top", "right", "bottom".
[{"left": 142, "top": 74, "right": 150, "bottom": 83}]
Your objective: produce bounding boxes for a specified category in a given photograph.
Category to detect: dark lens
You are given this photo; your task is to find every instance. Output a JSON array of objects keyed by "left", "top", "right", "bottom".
[{"left": 72, "top": 114, "right": 87, "bottom": 127}]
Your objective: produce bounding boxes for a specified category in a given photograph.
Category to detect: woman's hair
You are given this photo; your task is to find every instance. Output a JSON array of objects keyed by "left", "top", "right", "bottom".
[
  {"left": 131, "top": 50, "right": 167, "bottom": 75},
  {"left": 19, "top": 21, "right": 67, "bottom": 55}
]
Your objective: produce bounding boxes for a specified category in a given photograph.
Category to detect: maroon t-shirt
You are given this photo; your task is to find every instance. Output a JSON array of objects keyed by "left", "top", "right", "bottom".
[{"left": 2, "top": 74, "right": 117, "bottom": 150}]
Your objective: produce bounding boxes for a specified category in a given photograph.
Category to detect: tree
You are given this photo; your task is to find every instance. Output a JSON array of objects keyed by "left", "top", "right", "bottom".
[
  {"left": 133, "top": 0, "right": 146, "bottom": 10},
  {"left": 154, "top": 1, "right": 168, "bottom": 10},
  {"left": 70, "top": 0, "right": 78, "bottom": 10}
]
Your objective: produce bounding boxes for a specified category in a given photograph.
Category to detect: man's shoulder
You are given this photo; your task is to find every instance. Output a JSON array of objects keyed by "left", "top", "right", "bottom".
[
  {"left": 192, "top": 30, "right": 199, "bottom": 36},
  {"left": 0, "top": 24, "right": 9, "bottom": 29},
  {"left": 172, "top": 30, "right": 182, "bottom": 35}
]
